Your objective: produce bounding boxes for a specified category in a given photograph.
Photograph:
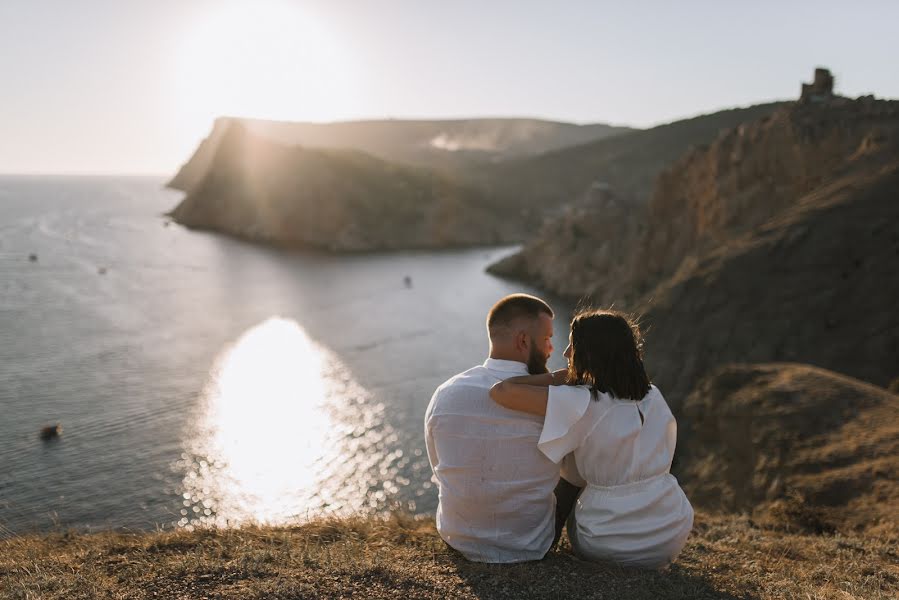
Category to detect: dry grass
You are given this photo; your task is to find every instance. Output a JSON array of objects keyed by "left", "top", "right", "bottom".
[{"left": 1, "top": 511, "right": 896, "bottom": 600}]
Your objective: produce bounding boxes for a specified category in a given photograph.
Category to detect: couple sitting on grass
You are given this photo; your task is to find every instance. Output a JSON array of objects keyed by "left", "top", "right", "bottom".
[{"left": 425, "top": 294, "right": 693, "bottom": 567}]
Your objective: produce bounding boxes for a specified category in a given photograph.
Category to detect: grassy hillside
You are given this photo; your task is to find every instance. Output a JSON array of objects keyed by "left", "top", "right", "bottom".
[
  {"left": 3, "top": 512, "right": 896, "bottom": 599},
  {"left": 677, "top": 363, "right": 899, "bottom": 538}
]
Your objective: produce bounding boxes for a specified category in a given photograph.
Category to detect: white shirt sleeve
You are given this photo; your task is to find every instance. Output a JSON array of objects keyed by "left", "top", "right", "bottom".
[{"left": 537, "top": 385, "right": 591, "bottom": 463}]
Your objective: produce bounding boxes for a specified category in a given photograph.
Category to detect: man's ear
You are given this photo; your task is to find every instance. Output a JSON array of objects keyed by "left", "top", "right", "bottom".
[{"left": 516, "top": 331, "right": 529, "bottom": 352}]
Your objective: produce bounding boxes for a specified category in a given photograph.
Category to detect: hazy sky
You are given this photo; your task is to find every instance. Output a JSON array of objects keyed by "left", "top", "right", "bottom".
[{"left": 2, "top": 0, "right": 897, "bottom": 175}]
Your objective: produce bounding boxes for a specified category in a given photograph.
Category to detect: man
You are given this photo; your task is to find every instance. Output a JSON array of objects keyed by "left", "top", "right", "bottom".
[{"left": 424, "top": 293, "right": 578, "bottom": 562}]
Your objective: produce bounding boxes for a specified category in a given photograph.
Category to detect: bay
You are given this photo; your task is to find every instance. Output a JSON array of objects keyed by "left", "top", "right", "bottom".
[{"left": 0, "top": 176, "right": 572, "bottom": 535}]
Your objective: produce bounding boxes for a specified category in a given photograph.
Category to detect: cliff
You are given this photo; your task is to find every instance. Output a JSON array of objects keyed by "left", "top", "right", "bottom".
[
  {"left": 489, "top": 97, "right": 897, "bottom": 300},
  {"left": 486, "top": 102, "right": 788, "bottom": 290},
  {"left": 641, "top": 124, "right": 899, "bottom": 402},
  {"left": 168, "top": 123, "right": 516, "bottom": 251},
  {"left": 636, "top": 95, "right": 898, "bottom": 293},
  {"left": 486, "top": 183, "right": 646, "bottom": 299}
]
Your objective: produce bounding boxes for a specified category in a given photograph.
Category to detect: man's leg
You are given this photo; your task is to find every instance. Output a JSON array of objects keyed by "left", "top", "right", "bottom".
[{"left": 552, "top": 478, "right": 582, "bottom": 549}]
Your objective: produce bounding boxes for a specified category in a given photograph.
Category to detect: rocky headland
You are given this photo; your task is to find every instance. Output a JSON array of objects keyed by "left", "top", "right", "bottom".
[{"left": 168, "top": 123, "right": 518, "bottom": 251}]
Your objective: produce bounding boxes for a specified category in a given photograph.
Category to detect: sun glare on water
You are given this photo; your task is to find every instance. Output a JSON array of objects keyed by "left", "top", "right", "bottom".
[
  {"left": 177, "top": 318, "right": 396, "bottom": 528},
  {"left": 173, "top": 1, "right": 358, "bottom": 151}
]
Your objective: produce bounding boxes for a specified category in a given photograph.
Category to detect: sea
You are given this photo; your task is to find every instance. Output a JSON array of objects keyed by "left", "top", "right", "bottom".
[{"left": 0, "top": 175, "right": 572, "bottom": 536}]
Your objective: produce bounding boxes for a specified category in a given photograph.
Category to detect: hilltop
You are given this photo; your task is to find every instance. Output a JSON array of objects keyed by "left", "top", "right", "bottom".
[
  {"left": 3, "top": 511, "right": 896, "bottom": 599},
  {"left": 168, "top": 117, "right": 633, "bottom": 192}
]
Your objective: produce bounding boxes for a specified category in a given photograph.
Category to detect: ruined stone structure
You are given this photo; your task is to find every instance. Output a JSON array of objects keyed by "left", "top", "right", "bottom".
[{"left": 800, "top": 68, "right": 835, "bottom": 103}]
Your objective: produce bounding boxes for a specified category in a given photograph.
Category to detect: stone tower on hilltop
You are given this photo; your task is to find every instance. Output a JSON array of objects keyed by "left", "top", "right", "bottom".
[{"left": 800, "top": 68, "right": 835, "bottom": 103}]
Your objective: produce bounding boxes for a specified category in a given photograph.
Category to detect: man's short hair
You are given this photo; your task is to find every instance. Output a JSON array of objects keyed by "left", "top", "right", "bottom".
[{"left": 486, "top": 294, "right": 553, "bottom": 337}]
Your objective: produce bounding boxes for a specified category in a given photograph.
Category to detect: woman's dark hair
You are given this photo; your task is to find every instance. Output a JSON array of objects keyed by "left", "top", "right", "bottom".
[{"left": 566, "top": 309, "right": 651, "bottom": 401}]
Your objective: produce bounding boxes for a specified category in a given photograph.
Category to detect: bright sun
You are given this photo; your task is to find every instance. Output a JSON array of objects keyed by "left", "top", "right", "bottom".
[{"left": 173, "top": 1, "right": 357, "bottom": 149}]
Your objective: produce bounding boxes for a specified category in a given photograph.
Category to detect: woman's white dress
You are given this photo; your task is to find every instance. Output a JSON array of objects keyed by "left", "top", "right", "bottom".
[{"left": 539, "top": 384, "right": 693, "bottom": 569}]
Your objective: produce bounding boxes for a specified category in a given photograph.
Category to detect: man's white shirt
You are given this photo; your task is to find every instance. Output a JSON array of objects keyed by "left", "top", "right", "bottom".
[{"left": 424, "top": 358, "right": 559, "bottom": 563}]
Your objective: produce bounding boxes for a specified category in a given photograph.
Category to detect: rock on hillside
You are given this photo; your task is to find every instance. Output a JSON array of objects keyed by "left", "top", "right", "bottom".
[
  {"left": 487, "top": 183, "right": 646, "bottom": 299},
  {"left": 168, "top": 123, "right": 515, "bottom": 251},
  {"left": 676, "top": 363, "right": 899, "bottom": 536},
  {"left": 168, "top": 117, "right": 632, "bottom": 192}
]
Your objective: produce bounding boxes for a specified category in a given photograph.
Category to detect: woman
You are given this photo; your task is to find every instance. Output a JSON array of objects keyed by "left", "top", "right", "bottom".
[{"left": 489, "top": 309, "right": 693, "bottom": 569}]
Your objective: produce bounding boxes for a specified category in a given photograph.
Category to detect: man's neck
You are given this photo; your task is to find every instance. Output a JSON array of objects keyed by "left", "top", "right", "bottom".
[{"left": 488, "top": 351, "right": 524, "bottom": 363}]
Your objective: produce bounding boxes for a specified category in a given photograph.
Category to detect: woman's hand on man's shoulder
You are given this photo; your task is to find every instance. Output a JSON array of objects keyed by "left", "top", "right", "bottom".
[{"left": 551, "top": 368, "right": 570, "bottom": 386}]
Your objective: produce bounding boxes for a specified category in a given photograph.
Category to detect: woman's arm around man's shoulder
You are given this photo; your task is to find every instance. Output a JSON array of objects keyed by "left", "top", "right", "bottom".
[{"left": 489, "top": 369, "right": 568, "bottom": 416}]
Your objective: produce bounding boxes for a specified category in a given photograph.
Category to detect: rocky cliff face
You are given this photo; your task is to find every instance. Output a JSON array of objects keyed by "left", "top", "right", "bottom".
[
  {"left": 639, "top": 98, "right": 899, "bottom": 403},
  {"left": 642, "top": 155, "right": 899, "bottom": 404},
  {"left": 636, "top": 96, "right": 898, "bottom": 292},
  {"left": 676, "top": 363, "right": 898, "bottom": 536},
  {"left": 486, "top": 103, "right": 787, "bottom": 299},
  {"left": 491, "top": 97, "right": 898, "bottom": 305},
  {"left": 487, "top": 184, "right": 646, "bottom": 299},
  {"left": 168, "top": 124, "right": 516, "bottom": 251}
]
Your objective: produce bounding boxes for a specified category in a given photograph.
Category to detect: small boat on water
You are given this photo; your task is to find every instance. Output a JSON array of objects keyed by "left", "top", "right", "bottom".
[{"left": 40, "top": 424, "right": 62, "bottom": 440}]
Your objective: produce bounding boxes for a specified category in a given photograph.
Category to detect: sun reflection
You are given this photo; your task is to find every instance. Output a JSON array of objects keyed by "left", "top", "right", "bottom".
[{"left": 177, "top": 317, "right": 396, "bottom": 529}]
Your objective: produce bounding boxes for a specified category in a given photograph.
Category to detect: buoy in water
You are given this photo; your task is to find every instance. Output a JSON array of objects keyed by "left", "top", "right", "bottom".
[
  {"left": 40, "top": 424, "right": 62, "bottom": 440},
  {"left": 28, "top": 253, "right": 38, "bottom": 262}
]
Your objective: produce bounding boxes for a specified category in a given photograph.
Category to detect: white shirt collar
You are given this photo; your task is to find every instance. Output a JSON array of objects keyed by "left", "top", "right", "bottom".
[{"left": 483, "top": 358, "right": 529, "bottom": 375}]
